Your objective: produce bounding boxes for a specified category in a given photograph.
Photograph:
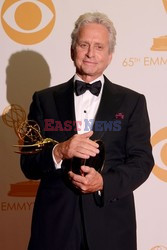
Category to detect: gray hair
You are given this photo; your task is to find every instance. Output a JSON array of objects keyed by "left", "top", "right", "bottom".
[{"left": 71, "top": 12, "right": 116, "bottom": 53}]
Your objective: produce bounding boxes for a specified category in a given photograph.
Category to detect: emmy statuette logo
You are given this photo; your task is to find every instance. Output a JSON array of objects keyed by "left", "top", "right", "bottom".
[
  {"left": 2, "top": 104, "right": 41, "bottom": 197},
  {"left": 2, "top": 104, "right": 59, "bottom": 155},
  {"left": 151, "top": 0, "right": 167, "bottom": 50}
]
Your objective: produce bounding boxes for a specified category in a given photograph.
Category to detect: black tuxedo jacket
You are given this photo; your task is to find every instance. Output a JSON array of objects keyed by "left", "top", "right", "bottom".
[{"left": 21, "top": 76, "right": 154, "bottom": 250}]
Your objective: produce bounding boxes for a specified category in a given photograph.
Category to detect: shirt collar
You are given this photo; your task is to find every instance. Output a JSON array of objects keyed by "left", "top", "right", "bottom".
[{"left": 74, "top": 74, "right": 104, "bottom": 85}]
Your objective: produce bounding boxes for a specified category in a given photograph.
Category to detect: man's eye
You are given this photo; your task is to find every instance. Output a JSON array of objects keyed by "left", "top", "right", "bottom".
[
  {"left": 96, "top": 45, "right": 103, "bottom": 50},
  {"left": 79, "top": 43, "right": 88, "bottom": 48}
]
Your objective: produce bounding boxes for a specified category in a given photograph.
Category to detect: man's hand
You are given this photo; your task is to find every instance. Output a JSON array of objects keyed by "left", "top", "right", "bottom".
[
  {"left": 68, "top": 165, "right": 103, "bottom": 193},
  {"left": 53, "top": 131, "right": 99, "bottom": 163}
]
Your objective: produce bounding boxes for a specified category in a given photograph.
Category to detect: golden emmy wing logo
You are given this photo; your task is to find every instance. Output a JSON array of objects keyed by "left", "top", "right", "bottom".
[
  {"left": 151, "top": 127, "right": 167, "bottom": 182},
  {"left": 0, "top": 0, "right": 56, "bottom": 45},
  {"left": 151, "top": 0, "right": 167, "bottom": 50}
]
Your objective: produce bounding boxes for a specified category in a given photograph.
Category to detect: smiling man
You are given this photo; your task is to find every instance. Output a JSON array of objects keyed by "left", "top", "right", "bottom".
[
  {"left": 21, "top": 12, "right": 154, "bottom": 250},
  {"left": 71, "top": 22, "right": 113, "bottom": 82}
]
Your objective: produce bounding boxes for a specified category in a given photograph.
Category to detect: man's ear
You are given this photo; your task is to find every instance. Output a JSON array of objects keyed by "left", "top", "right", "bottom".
[
  {"left": 71, "top": 46, "right": 74, "bottom": 61},
  {"left": 108, "top": 53, "right": 112, "bottom": 64}
]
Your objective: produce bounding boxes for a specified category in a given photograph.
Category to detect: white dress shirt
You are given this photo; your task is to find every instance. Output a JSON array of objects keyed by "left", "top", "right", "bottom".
[{"left": 52, "top": 74, "right": 104, "bottom": 169}]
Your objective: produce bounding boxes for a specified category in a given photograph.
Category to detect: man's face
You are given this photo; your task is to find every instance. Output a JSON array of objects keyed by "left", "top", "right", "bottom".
[{"left": 71, "top": 23, "right": 112, "bottom": 82}]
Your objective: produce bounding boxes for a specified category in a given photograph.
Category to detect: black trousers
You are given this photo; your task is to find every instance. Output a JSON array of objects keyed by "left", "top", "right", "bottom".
[
  {"left": 61, "top": 195, "right": 89, "bottom": 250},
  {"left": 28, "top": 196, "right": 89, "bottom": 250}
]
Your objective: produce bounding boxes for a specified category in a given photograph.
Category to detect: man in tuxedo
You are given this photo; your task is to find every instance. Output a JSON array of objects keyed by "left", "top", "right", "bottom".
[{"left": 21, "top": 12, "right": 154, "bottom": 250}]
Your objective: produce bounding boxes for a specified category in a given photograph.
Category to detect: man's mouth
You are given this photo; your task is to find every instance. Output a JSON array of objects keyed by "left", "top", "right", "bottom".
[{"left": 83, "top": 60, "right": 97, "bottom": 65}]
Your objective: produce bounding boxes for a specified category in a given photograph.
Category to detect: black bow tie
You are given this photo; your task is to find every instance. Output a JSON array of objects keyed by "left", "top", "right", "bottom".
[{"left": 74, "top": 80, "right": 102, "bottom": 96}]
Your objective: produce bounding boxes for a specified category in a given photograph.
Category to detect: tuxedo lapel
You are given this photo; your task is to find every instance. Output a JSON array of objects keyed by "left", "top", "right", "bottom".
[
  {"left": 52, "top": 76, "right": 126, "bottom": 141},
  {"left": 91, "top": 76, "right": 125, "bottom": 141},
  {"left": 53, "top": 78, "right": 77, "bottom": 139}
]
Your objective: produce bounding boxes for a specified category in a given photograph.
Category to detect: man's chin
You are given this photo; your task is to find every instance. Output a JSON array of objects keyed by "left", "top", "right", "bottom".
[{"left": 80, "top": 69, "right": 99, "bottom": 77}]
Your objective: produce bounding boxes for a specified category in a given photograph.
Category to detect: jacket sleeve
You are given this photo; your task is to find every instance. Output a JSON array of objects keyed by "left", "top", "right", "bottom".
[
  {"left": 20, "top": 92, "right": 57, "bottom": 180},
  {"left": 101, "top": 94, "right": 154, "bottom": 204}
]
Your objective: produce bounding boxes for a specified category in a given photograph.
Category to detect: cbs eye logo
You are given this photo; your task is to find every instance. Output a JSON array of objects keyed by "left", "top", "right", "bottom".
[
  {"left": 1, "top": 0, "right": 56, "bottom": 45},
  {"left": 151, "top": 127, "right": 167, "bottom": 182}
]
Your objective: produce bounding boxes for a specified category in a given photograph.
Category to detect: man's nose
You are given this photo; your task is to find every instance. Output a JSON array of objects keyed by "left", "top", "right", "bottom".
[{"left": 86, "top": 45, "right": 94, "bottom": 57}]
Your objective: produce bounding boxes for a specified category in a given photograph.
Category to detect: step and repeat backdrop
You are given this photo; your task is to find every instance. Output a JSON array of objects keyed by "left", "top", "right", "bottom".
[{"left": 0, "top": 0, "right": 167, "bottom": 249}]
